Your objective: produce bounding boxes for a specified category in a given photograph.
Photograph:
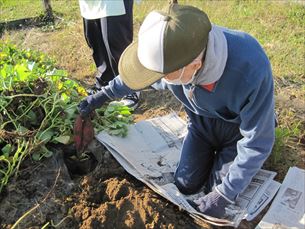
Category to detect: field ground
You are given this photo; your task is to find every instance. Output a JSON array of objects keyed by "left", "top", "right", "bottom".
[{"left": 0, "top": 0, "right": 304, "bottom": 228}]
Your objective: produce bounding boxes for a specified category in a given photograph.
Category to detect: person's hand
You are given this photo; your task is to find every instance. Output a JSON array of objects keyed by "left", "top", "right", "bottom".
[
  {"left": 193, "top": 190, "right": 233, "bottom": 219},
  {"left": 78, "top": 99, "right": 92, "bottom": 118},
  {"left": 78, "top": 91, "right": 109, "bottom": 118}
]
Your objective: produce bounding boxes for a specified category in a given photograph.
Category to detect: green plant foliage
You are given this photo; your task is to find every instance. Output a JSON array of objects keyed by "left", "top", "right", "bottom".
[
  {"left": 271, "top": 127, "right": 291, "bottom": 165},
  {"left": 0, "top": 42, "right": 134, "bottom": 192},
  {"left": 0, "top": 42, "right": 83, "bottom": 191},
  {"left": 271, "top": 120, "right": 302, "bottom": 166},
  {"left": 94, "top": 101, "right": 134, "bottom": 137}
]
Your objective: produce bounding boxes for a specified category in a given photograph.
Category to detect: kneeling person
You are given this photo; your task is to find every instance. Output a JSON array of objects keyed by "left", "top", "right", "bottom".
[{"left": 79, "top": 4, "right": 275, "bottom": 219}]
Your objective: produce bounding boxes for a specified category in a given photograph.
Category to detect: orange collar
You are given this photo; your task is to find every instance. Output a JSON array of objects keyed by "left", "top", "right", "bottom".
[{"left": 200, "top": 82, "right": 216, "bottom": 92}]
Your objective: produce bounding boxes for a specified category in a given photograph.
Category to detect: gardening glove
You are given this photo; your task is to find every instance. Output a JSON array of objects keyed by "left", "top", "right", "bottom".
[
  {"left": 78, "top": 91, "right": 110, "bottom": 118},
  {"left": 193, "top": 189, "right": 234, "bottom": 219}
]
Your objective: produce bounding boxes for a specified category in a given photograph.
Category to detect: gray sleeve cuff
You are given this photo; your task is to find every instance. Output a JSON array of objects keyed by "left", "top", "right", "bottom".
[{"left": 215, "top": 185, "right": 236, "bottom": 203}]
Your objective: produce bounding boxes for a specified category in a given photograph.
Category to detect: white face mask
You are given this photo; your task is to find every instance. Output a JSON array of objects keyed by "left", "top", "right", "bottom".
[{"left": 164, "top": 67, "right": 197, "bottom": 85}]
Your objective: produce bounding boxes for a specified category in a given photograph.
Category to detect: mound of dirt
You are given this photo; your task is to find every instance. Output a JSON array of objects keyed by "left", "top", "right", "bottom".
[
  {"left": 69, "top": 149, "right": 207, "bottom": 229},
  {"left": 0, "top": 139, "right": 210, "bottom": 229}
]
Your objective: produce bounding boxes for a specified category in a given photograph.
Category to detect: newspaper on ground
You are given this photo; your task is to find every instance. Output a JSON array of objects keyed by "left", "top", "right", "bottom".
[
  {"left": 256, "top": 166, "right": 305, "bottom": 229},
  {"left": 96, "top": 113, "right": 280, "bottom": 227}
]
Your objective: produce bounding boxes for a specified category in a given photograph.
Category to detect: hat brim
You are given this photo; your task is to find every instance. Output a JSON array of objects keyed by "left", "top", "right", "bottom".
[{"left": 119, "top": 41, "right": 164, "bottom": 90}]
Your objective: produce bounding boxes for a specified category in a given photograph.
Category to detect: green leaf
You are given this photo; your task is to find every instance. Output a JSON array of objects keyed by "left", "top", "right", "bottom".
[
  {"left": 54, "top": 135, "right": 70, "bottom": 144},
  {"left": 37, "top": 129, "right": 54, "bottom": 143},
  {"left": 27, "top": 61, "right": 36, "bottom": 71},
  {"left": 109, "top": 121, "right": 126, "bottom": 128},
  {"left": 32, "top": 146, "right": 53, "bottom": 161},
  {"left": 63, "top": 79, "right": 77, "bottom": 89},
  {"left": 61, "top": 92, "right": 70, "bottom": 103},
  {"left": 32, "top": 152, "right": 41, "bottom": 161},
  {"left": 14, "top": 64, "right": 31, "bottom": 81},
  {"left": 0, "top": 65, "right": 8, "bottom": 78},
  {"left": 27, "top": 110, "right": 37, "bottom": 124},
  {"left": 43, "top": 149, "right": 53, "bottom": 158},
  {"left": 106, "top": 106, "right": 115, "bottom": 112},
  {"left": 49, "top": 75, "right": 61, "bottom": 82},
  {"left": 1, "top": 144, "right": 12, "bottom": 157},
  {"left": 49, "top": 69, "right": 67, "bottom": 77},
  {"left": 17, "top": 126, "right": 29, "bottom": 134},
  {"left": 65, "top": 106, "right": 77, "bottom": 119},
  {"left": 108, "top": 129, "right": 123, "bottom": 135}
]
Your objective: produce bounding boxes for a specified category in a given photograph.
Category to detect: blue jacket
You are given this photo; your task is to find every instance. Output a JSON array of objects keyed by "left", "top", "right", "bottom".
[{"left": 100, "top": 27, "right": 275, "bottom": 200}]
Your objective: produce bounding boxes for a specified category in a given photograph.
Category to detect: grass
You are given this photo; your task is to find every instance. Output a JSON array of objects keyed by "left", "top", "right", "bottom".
[
  {"left": 1, "top": 1, "right": 304, "bottom": 83},
  {"left": 1, "top": 0, "right": 304, "bottom": 178},
  {"left": 135, "top": 1, "right": 305, "bottom": 82},
  {"left": 0, "top": 0, "right": 80, "bottom": 21}
]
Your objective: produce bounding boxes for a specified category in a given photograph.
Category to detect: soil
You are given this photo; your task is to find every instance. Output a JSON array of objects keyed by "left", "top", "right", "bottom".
[
  {"left": 0, "top": 90, "right": 303, "bottom": 229},
  {"left": 0, "top": 90, "right": 209, "bottom": 229},
  {"left": 0, "top": 140, "right": 210, "bottom": 229}
]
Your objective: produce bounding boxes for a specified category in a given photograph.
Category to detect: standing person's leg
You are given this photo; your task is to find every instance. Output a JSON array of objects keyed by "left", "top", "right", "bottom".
[
  {"left": 98, "top": 0, "right": 133, "bottom": 82},
  {"left": 174, "top": 109, "right": 216, "bottom": 194},
  {"left": 105, "top": 0, "right": 140, "bottom": 108},
  {"left": 107, "top": 0, "right": 140, "bottom": 108},
  {"left": 82, "top": 18, "right": 110, "bottom": 88},
  {"left": 106, "top": 0, "right": 133, "bottom": 69},
  {"left": 92, "top": 0, "right": 138, "bottom": 107},
  {"left": 206, "top": 119, "right": 242, "bottom": 193}
]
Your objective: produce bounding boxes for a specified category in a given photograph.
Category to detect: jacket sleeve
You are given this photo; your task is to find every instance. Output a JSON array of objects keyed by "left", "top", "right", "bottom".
[
  {"left": 217, "top": 70, "right": 275, "bottom": 201},
  {"left": 102, "top": 75, "right": 137, "bottom": 99},
  {"left": 103, "top": 76, "right": 168, "bottom": 99}
]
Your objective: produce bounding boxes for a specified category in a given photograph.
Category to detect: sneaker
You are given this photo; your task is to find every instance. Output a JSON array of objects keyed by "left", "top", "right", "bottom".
[{"left": 120, "top": 92, "right": 140, "bottom": 109}]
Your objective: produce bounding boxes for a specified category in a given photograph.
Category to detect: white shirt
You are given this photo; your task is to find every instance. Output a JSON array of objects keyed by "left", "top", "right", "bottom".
[{"left": 79, "top": 0, "right": 126, "bottom": 19}]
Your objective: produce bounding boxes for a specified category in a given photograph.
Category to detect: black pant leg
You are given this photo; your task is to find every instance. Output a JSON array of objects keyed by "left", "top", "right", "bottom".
[
  {"left": 83, "top": 18, "right": 107, "bottom": 69},
  {"left": 83, "top": 18, "right": 112, "bottom": 86},
  {"left": 106, "top": 0, "right": 133, "bottom": 75},
  {"left": 82, "top": 0, "right": 134, "bottom": 86}
]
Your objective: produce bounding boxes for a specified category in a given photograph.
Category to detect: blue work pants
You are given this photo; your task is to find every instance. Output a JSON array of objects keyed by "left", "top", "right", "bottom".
[{"left": 174, "top": 108, "right": 242, "bottom": 195}]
